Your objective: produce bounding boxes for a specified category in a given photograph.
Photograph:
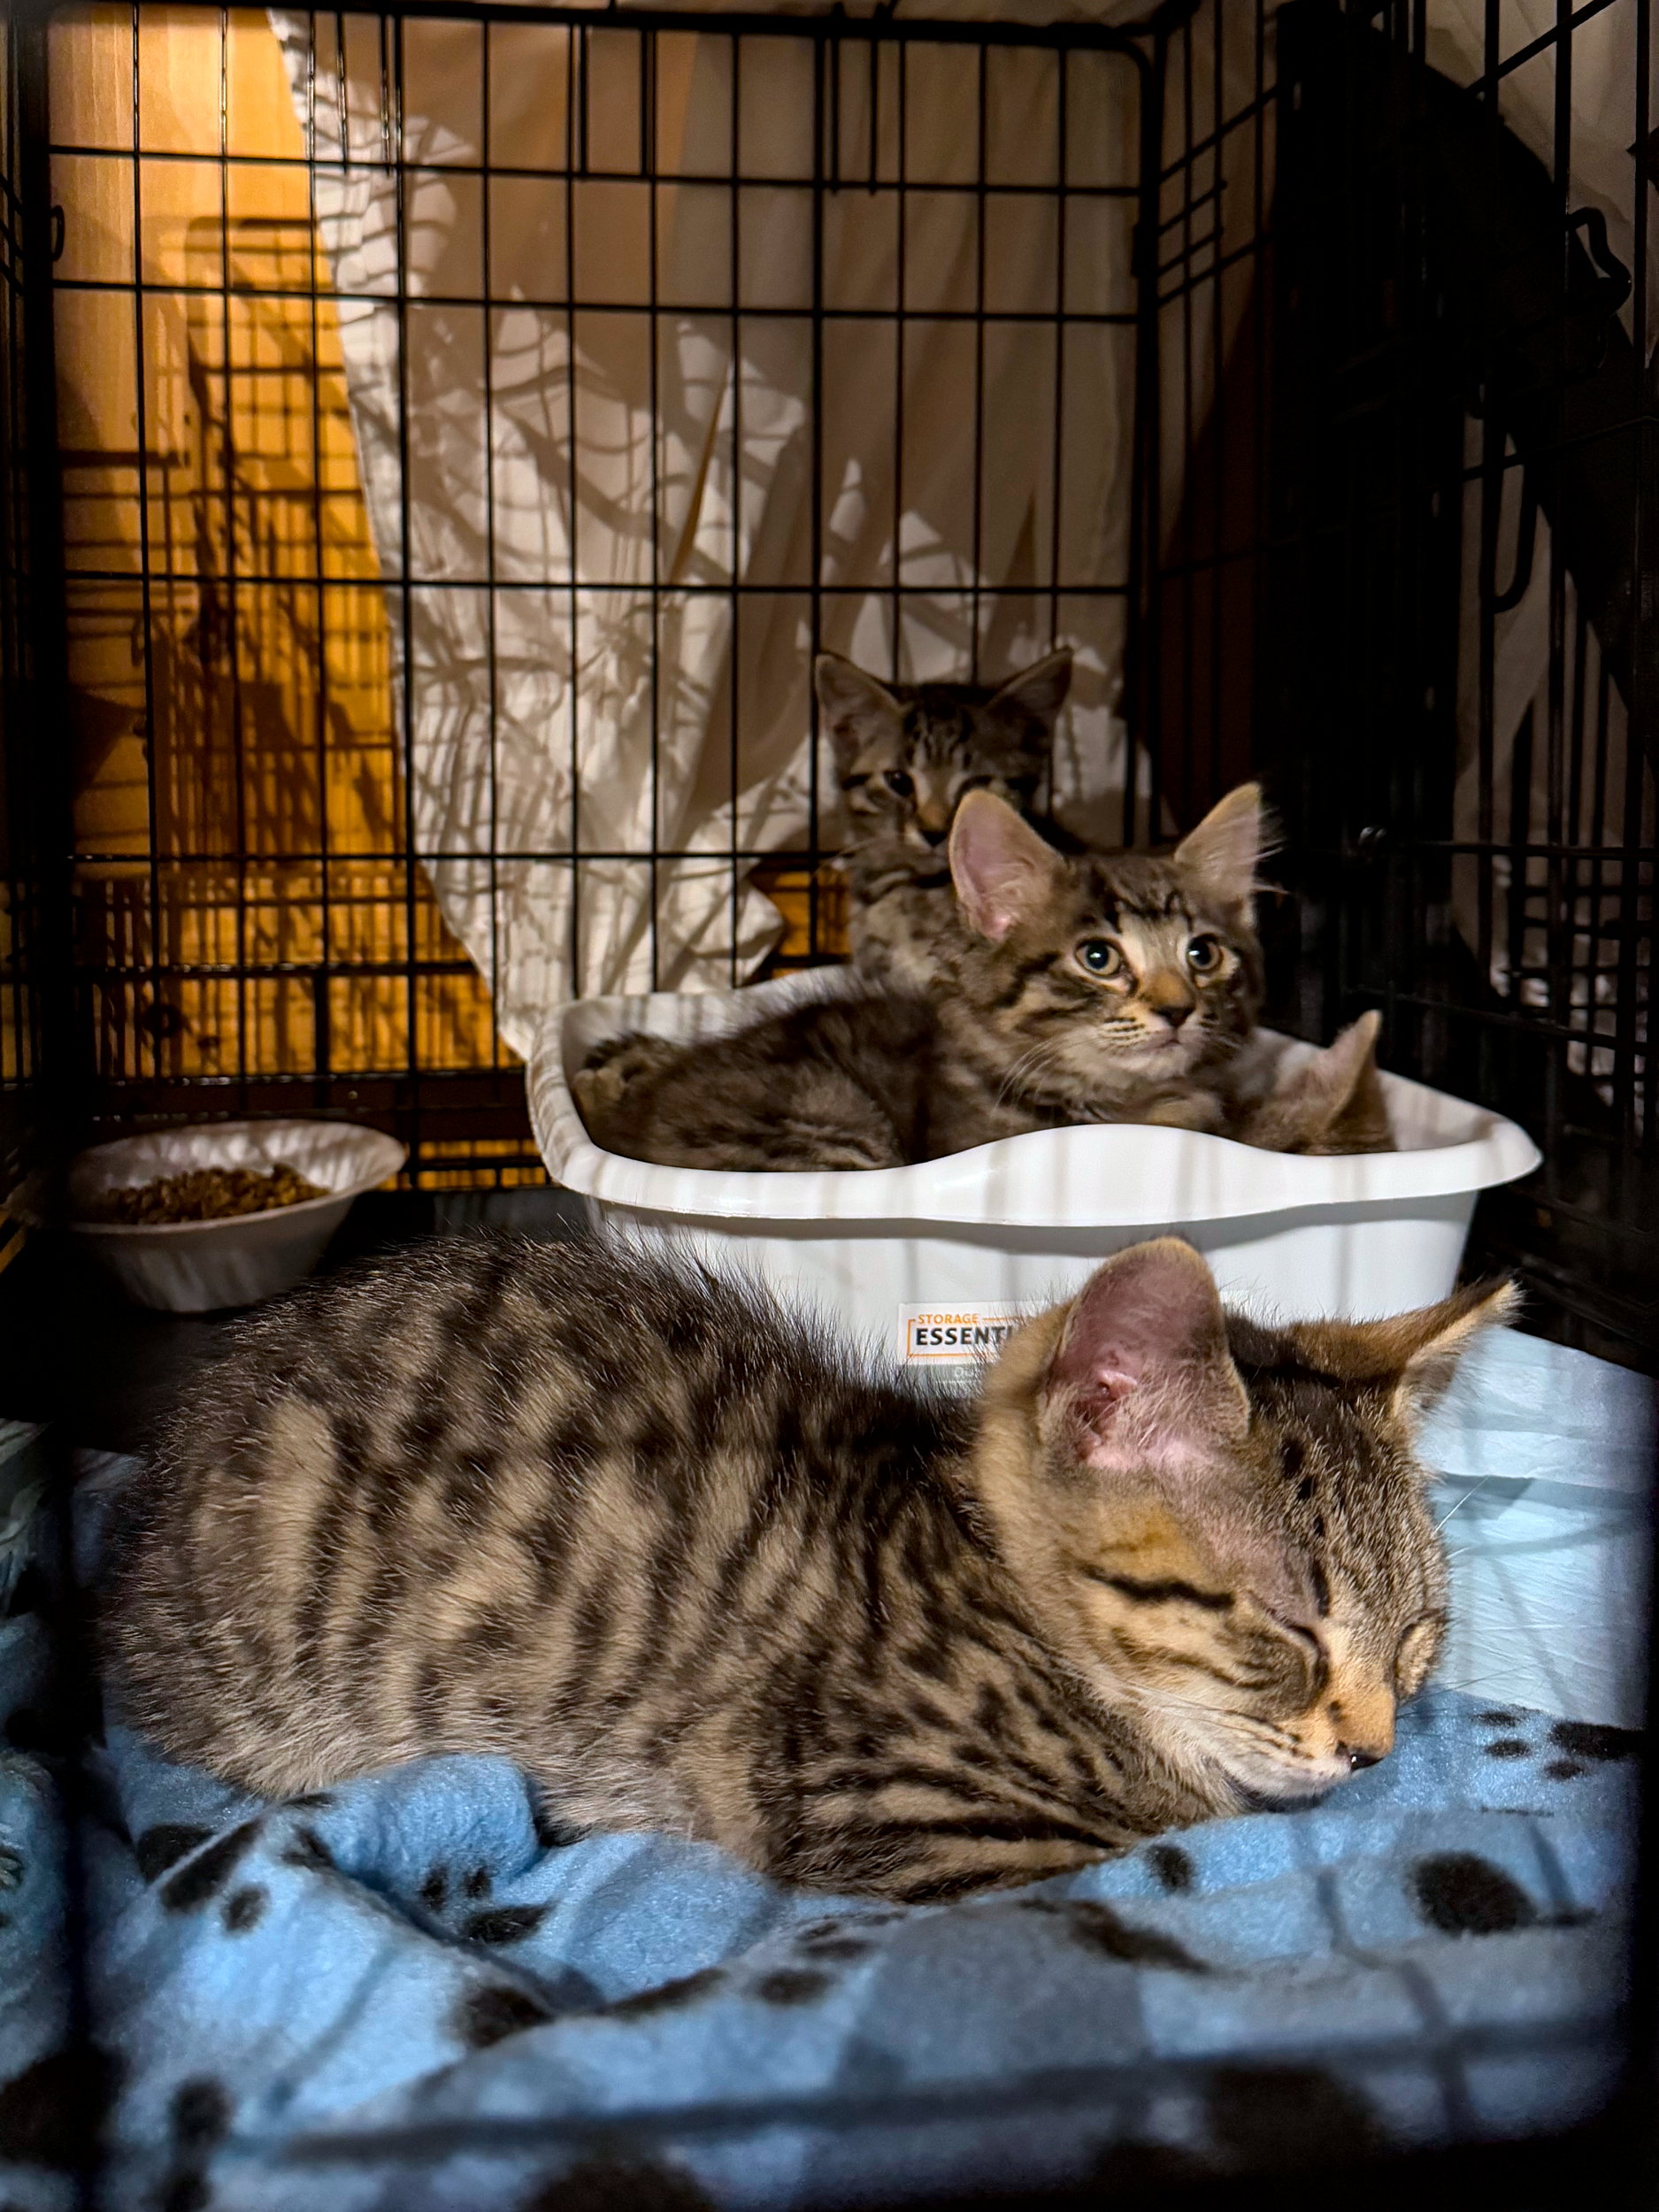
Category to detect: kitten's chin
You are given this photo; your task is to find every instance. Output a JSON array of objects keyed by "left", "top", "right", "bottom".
[
  {"left": 1125, "top": 1031, "right": 1196, "bottom": 1064},
  {"left": 1228, "top": 1776, "right": 1340, "bottom": 1816}
]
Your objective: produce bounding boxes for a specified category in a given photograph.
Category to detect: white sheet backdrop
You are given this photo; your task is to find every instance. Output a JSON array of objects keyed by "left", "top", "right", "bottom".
[
  {"left": 272, "top": 9, "right": 1144, "bottom": 1055},
  {"left": 272, "top": 2, "right": 1649, "bottom": 1073}
]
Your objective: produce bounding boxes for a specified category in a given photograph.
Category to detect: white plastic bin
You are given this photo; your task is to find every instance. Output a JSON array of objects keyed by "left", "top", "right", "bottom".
[{"left": 529, "top": 967, "right": 1541, "bottom": 1366}]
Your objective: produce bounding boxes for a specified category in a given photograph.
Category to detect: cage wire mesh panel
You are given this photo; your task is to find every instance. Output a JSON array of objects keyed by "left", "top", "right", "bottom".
[
  {"left": 32, "top": 0, "right": 1659, "bottom": 1348},
  {"left": 1154, "top": 0, "right": 1655, "bottom": 1369},
  {"left": 44, "top": 2, "right": 1153, "bottom": 1185},
  {"left": 0, "top": 0, "right": 44, "bottom": 1234},
  {"left": 47, "top": 2, "right": 533, "bottom": 1184}
]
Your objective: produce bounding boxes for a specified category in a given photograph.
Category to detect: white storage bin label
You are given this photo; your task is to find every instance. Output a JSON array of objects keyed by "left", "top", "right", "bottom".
[{"left": 898, "top": 1303, "right": 1042, "bottom": 1364}]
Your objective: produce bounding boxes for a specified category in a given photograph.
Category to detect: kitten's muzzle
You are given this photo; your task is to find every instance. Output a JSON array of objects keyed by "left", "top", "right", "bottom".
[
  {"left": 1129, "top": 1026, "right": 1189, "bottom": 1058},
  {"left": 1216, "top": 1728, "right": 1390, "bottom": 1811}
]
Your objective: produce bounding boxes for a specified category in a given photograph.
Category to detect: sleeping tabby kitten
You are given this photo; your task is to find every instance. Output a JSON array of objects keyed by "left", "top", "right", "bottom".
[
  {"left": 578, "top": 784, "right": 1267, "bottom": 1168},
  {"left": 816, "top": 648, "right": 1072, "bottom": 994},
  {"left": 104, "top": 1236, "right": 1510, "bottom": 1901}
]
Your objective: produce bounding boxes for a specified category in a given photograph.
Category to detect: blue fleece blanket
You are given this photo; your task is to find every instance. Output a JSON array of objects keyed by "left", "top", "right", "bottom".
[{"left": 0, "top": 1420, "right": 1646, "bottom": 2212}]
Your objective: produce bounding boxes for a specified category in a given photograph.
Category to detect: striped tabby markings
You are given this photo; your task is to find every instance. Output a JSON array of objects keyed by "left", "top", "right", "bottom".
[{"left": 106, "top": 1236, "right": 1514, "bottom": 1898}]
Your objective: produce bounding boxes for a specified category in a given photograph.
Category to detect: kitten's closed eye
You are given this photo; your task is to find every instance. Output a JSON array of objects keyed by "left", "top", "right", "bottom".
[
  {"left": 1268, "top": 1613, "right": 1324, "bottom": 1664},
  {"left": 1248, "top": 1612, "right": 1329, "bottom": 1708}
]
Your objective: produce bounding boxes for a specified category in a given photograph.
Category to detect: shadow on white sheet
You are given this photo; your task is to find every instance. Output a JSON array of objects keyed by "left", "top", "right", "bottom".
[{"left": 1420, "top": 1328, "right": 1655, "bottom": 1730}]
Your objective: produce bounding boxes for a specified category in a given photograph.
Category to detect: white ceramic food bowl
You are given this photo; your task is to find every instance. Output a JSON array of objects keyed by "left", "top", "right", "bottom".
[
  {"left": 530, "top": 966, "right": 1542, "bottom": 1367},
  {"left": 67, "top": 1118, "right": 408, "bottom": 1312}
]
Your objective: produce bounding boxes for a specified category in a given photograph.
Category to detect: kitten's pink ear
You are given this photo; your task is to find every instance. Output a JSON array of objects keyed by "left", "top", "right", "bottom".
[
  {"left": 990, "top": 649, "right": 1072, "bottom": 736},
  {"left": 1172, "top": 782, "right": 1271, "bottom": 910},
  {"left": 815, "top": 654, "right": 904, "bottom": 772},
  {"left": 948, "top": 789, "right": 1067, "bottom": 941},
  {"left": 1048, "top": 1240, "right": 1249, "bottom": 1470}
]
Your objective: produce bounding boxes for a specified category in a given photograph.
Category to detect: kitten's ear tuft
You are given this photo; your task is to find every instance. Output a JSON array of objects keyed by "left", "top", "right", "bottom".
[
  {"left": 949, "top": 789, "right": 1067, "bottom": 941},
  {"left": 1324, "top": 1008, "right": 1383, "bottom": 1100},
  {"left": 1048, "top": 1240, "right": 1248, "bottom": 1469},
  {"left": 990, "top": 649, "right": 1072, "bottom": 739},
  {"left": 1172, "top": 782, "right": 1273, "bottom": 910},
  {"left": 1293, "top": 1277, "right": 1519, "bottom": 1419},
  {"left": 814, "top": 653, "right": 904, "bottom": 771},
  {"left": 1389, "top": 1277, "right": 1520, "bottom": 1414}
]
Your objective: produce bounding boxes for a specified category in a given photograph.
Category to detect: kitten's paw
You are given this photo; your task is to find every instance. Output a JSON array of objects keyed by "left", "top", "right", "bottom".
[{"left": 572, "top": 1033, "right": 682, "bottom": 1137}]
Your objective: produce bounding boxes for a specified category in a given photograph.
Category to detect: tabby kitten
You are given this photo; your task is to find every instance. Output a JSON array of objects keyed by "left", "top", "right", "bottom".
[
  {"left": 922, "top": 782, "right": 1268, "bottom": 1141},
  {"left": 104, "top": 1236, "right": 1510, "bottom": 1902},
  {"left": 816, "top": 648, "right": 1072, "bottom": 995},
  {"left": 579, "top": 784, "right": 1268, "bottom": 1169},
  {"left": 1233, "top": 1011, "right": 1394, "bottom": 1156},
  {"left": 578, "top": 995, "right": 935, "bottom": 1171}
]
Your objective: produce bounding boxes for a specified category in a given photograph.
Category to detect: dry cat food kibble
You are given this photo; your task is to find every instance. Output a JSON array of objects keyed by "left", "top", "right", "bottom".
[{"left": 89, "top": 1164, "right": 326, "bottom": 1225}]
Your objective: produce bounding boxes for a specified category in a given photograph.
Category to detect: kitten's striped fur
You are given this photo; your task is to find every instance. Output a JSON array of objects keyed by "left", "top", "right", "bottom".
[
  {"left": 104, "top": 1237, "right": 1510, "bottom": 1901},
  {"left": 578, "top": 787, "right": 1270, "bottom": 1168},
  {"left": 815, "top": 649, "right": 1072, "bottom": 998}
]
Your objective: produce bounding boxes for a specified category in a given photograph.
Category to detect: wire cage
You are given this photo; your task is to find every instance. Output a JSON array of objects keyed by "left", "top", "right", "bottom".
[
  {"left": 0, "top": 3, "right": 44, "bottom": 1228},
  {"left": 1261, "top": 4, "right": 1655, "bottom": 1371},
  {"left": 28, "top": 0, "right": 1166, "bottom": 1197},
  {"left": 0, "top": 4, "right": 1654, "bottom": 2204},
  {"left": 0, "top": 0, "right": 1649, "bottom": 1362}
]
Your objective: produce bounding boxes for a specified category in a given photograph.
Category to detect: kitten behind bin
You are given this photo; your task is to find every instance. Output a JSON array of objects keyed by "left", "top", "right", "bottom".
[{"left": 814, "top": 648, "right": 1073, "bottom": 995}]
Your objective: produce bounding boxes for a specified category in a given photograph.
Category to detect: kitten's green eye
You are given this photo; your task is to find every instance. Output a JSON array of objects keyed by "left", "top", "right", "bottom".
[
  {"left": 884, "top": 769, "right": 915, "bottom": 799},
  {"left": 1185, "top": 933, "right": 1224, "bottom": 975},
  {"left": 1076, "top": 938, "right": 1123, "bottom": 978}
]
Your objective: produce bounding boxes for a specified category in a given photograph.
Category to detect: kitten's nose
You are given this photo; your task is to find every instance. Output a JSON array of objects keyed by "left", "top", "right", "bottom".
[
  {"left": 1151, "top": 1002, "right": 1193, "bottom": 1030},
  {"left": 918, "top": 825, "right": 948, "bottom": 847}
]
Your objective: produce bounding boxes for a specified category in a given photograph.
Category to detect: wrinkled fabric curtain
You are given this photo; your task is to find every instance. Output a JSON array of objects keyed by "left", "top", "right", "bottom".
[
  {"left": 272, "top": 11, "right": 1141, "bottom": 1055},
  {"left": 273, "top": 0, "right": 1643, "bottom": 1073}
]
